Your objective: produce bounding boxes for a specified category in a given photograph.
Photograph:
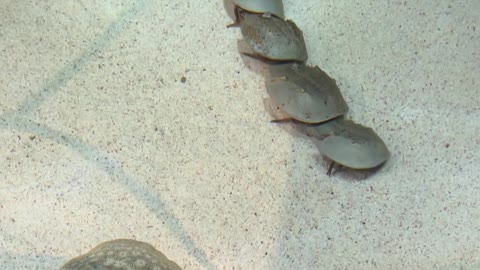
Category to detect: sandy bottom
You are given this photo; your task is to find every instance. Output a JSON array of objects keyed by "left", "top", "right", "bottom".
[{"left": 1, "top": 0, "right": 479, "bottom": 269}]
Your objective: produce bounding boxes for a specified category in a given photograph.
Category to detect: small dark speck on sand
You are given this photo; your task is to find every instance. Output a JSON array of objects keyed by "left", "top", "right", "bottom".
[{"left": 180, "top": 76, "right": 187, "bottom": 83}]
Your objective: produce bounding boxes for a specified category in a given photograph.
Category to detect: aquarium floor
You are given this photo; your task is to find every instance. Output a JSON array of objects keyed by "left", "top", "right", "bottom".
[{"left": 1, "top": 0, "right": 479, "bottom": 269}]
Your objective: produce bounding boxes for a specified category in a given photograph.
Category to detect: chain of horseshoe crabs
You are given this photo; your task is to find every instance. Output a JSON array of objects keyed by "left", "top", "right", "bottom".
[{"left": 223, "top": 0, "right": 390, "bottom": 175}]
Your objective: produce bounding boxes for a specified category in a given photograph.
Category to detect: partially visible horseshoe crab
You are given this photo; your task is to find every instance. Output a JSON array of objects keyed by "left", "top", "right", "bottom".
[
  {"left": 223, "top": 0, "right": 285, "bottom": 27},
  {"left": 60, "top": 239, "right": 182, "bottom": 270}
]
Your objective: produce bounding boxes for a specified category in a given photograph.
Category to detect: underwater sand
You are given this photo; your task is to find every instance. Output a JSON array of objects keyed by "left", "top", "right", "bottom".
[{"left": 0, "top": 0, "right": 479, "bottom": 269}]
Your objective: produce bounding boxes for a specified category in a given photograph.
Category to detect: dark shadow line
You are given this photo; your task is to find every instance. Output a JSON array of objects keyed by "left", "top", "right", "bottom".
[
  {"left": 2, "top": 1, "right": 216, "bottom": 268},
  {"left": 12, "top": 0, "right": 145, "bottom": 115},
  {"left": 0, "top": 251, "right": 64, "bottom": 270},
  {"left": 0, "top": 114, "right": 217, "bottom": 270}
]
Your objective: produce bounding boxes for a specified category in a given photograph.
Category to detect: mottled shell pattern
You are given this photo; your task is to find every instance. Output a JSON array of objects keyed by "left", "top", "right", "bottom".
[
  {"left": 223, "top": 0, "right": 285, "bottom": 26},
  {"left": 239, "top": 12, "right": 308, "bottom": 62},
  {"left": 60, "top": 239, "right": 181, "bottom": 270},
  {"left": 266, "top": 63, "right": 349, "bottom": 123}
]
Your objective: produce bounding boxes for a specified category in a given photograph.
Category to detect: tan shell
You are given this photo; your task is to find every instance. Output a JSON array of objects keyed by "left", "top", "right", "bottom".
[
  {"left": 60, "top": 239, "right": 181, "bottom": 270},
  {"left": 239, "top": 13, "right": 308, "bottom": 62},
  {"left": 223, "top": 0, "right": 284, "bottom": 25},
  {"left": 266, "top": 63, "right": 348, "bottom": 123},
  {"left": 310, "top": 119, "right": 390, "bottom": 169}
]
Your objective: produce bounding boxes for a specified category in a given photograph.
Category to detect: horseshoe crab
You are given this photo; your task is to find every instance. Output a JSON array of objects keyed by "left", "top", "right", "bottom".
[
  {"left": 60, "top": 239, "right": 181, "bottom": 270},
  {"left": 223, "top": 0, "right": 284, "bottom": 27},
  {"left": 265, "top": 63, "right": 349, "bottom": 123},
  {"left": 304, "top": 119, "right": 390, "bottom": 175},
  {"left": 239, "top": 12, "right": 308, "bottom": 62}
]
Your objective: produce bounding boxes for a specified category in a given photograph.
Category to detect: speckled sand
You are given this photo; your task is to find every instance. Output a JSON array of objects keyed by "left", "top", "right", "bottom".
[{"left": 1, "top": 0, "right": 479, "bottom": 269}]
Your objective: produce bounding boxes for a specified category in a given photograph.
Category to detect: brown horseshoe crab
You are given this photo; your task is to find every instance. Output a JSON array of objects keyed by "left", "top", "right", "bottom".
[
  {"left": 303, "top": 119, "right": 390, "bottom": 175},
  {"left": 223, "top": 0, "right": 285, "bottom": 27},
  {"left": 239, "top": 12, "right": 308, "bottom": 62},
  {"left": 60, "top": 239, "right": 181, "bottom": 270},
  {"left": 265, "top": 63, "right": 349, "bottom": 123}
]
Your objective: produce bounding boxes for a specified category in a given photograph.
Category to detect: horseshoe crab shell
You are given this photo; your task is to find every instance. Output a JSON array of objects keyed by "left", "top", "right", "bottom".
[
  {"left": 265, "top": 63, "right": 349, "bottom": 123},
  {"left": 309, "top": 119, "right": 390, "bottom": 170},
  {"left": 239, "top": 12, "right": 308, "bottom": 62},
  {"left": 60, "top": 239, "right": 181, "bottom": 270},
  {"left": 223, "top": 0, "right": 284, "bottom": 26}
]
